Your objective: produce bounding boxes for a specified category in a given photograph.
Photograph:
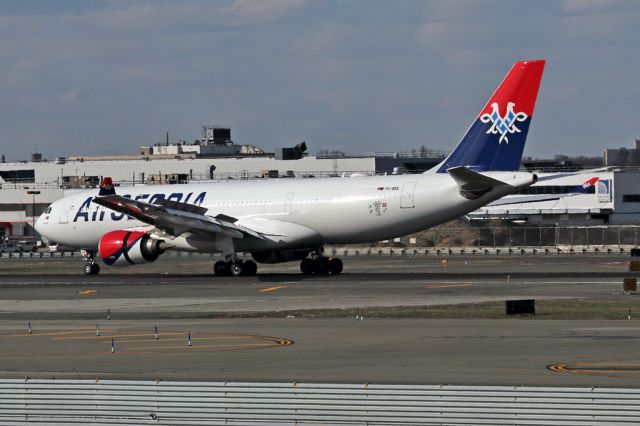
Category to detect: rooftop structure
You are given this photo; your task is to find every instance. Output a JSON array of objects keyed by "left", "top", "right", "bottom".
[{"left": 603, "top": 139, "right": 640, "bottom": 167}]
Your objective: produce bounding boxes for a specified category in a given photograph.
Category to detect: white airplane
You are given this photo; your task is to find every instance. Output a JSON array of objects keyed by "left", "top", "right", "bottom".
[{"left": 35, "top": 60, "right": 545, "bottom": 276}]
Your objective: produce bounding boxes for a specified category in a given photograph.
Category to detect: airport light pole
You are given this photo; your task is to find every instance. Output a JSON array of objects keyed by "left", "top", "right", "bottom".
[{"left": 27, "top": 190, "right": 40, "bottom": 237}]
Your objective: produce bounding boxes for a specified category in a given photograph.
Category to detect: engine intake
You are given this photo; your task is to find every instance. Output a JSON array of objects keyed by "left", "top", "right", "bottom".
[{"left": 99, "top": 230, "right": 166, "bottom": 266}]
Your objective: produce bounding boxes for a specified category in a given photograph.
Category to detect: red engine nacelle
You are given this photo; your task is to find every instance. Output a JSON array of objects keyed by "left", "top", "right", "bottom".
[{"left": 99, "top": 230, "right": 165, "bottom": 266}]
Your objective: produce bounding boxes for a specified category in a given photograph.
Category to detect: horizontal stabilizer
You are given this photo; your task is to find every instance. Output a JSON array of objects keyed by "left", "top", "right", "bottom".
[
  {"left": 447, "top": 166, "right": 507, "bottom": 199},
  {"left": 487, "top": 194, "right": 567, "bottom": 206}
]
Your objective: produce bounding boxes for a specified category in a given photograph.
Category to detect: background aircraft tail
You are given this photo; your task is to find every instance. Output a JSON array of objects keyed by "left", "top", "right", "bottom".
[
  {"left": 436, "top": 60, "right": 545, "bottom": 173},
  {"left": 574, "top": 177, "right": 599, "bottom": 193}
]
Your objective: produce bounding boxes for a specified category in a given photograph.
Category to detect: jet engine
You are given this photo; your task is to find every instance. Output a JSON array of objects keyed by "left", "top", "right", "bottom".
[
  {"left": 99, "top": 230, "right": 167, "bottom": 266},
  {"left": 251, "top": 249, "right": 310, "bottom": 264}
]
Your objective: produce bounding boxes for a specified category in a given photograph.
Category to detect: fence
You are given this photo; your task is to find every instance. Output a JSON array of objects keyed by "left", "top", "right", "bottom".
[
  {"left": 1, "top": 380, "right": 639, "bottom": 425},
  {"left": 3, "top": 226, "right": 640, "bottom": 261},
  {"left": 404, "top": 225, "right": 640, "bottom": 248},
  {"left": 0, "top": 170, "right": 379, "bottom": 190}
]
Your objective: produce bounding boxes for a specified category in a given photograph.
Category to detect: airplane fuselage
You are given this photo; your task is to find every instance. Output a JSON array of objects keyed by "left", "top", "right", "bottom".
[{"left": 36, "top": 171, "right": 534, "bottom": 254}]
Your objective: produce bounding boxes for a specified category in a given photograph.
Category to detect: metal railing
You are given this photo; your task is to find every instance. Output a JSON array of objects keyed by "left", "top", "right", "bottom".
[
  {"left": 316, "top": 151, "right": 447, "bottom": 159},
  {"left": 0, "top": 171, "right": 381, "bottom": 190},
  {"left": 397, "top": 225, "right": 640, "bottom": 248},
  {"left": 1, "top": 380, "right": 639, "bottom": 425}
]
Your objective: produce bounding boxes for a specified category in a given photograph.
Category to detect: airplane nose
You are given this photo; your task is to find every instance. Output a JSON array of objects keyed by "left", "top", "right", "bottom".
[{"left": 34, "top": 214, "right": 44, "bottom": 235}]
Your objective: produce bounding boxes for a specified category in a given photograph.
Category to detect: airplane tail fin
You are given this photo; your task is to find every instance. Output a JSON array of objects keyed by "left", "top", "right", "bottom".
[
  {"left": 436, "top": 60, "right": 545, "bottom": 173},
  {"left": 574, "top": 177, "right": 599, "bottom": 193}
]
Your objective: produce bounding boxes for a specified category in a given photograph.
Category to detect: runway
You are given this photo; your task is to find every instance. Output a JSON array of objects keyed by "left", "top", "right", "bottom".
[
  {"left": 2, "top": 256, "right": 640, "bottom": 386},
  {"left": 0, "top": 256, "right": 637, "bottom": 318},
  {"left": 2, "top": 318, "right": 640, "bottom": 387},
  {"left": 0, "top": 273, "right": 634, "bottom": 318}
]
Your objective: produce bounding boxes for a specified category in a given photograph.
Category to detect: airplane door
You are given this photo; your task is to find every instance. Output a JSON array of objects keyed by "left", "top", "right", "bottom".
[
  {"left": 58, "top": 200, "right": 74, "bottom": 224},
  {"left": 284, "top": 192, "right": 295, "bottom": 214},
  {"left": 401, "top": 182, "right": 417, "bottom": 209}
]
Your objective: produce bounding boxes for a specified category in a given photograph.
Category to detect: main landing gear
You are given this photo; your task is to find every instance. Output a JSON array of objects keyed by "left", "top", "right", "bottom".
[
  {"left": 300, "top": 256, "right": 343, "bottom": 275},
  {"left": 214, "top": 259, "right": 258, "bottom": 276},
  {"left": 82, "top": 250, "right": 100, "bottom": 275}
]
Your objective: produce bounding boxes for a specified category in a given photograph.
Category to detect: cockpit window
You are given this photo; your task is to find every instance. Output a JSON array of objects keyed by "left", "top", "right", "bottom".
[{"left": 45, "top": 207, "right": 52, "bottom": 214}]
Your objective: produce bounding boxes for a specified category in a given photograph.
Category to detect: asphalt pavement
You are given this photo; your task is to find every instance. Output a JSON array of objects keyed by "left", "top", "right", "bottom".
[{"left": 1, "top": 255, "right": 640, "bottom": 386}]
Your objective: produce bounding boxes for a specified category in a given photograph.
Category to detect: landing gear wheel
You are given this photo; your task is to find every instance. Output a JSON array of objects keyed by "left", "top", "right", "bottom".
[
  {"left": 300, "top": 257, "right": 343, "bottom": 275},
  {"left": 243, "top": 260, "right": 258, "bottom": 276},
  {"left": 84, "top": 263, "right": 100, "bottom": 275},
  {"left": 313, "top": 258, "right": 331, "bottom": 275},
  {"left": 300, "top": 258, "right": 314, "bottom": 275},
  {"left": 328, "top": 258, "right": 343, "bottom": 275},
  {"left": 230, "top": 261, "right": 244, "bottom": 277},
  {"left": 214, "top": 261, "right": 228, "bottom": 276}
]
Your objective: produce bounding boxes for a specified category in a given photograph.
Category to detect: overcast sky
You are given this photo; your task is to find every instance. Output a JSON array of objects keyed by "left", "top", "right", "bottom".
[{"left": 1, "top": 0, "right": 639, "bottom": 160}]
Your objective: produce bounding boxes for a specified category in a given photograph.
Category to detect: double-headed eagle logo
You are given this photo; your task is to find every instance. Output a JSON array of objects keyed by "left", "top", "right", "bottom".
[{"left": 479, "top": 102, "right": 528, "bottom": 144}]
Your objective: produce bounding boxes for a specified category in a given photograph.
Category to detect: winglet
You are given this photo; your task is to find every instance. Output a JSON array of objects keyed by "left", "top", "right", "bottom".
[{"left": 98, "top": 177, "right": 116, "bottom": 196}]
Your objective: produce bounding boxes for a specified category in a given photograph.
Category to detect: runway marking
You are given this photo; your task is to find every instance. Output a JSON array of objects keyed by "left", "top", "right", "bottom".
[
  {"left": 104, "top": 336, "right": 251, "bottom": 344},
  {"left": 122, "top": 342, "right": 288, "bottom": 351},
  {"left": 53, "top": 331, "right": 191, "bottom": 340},
  {"left": 7, "top": 329, "right": 115, "bottom": 337},
  {"left": 425, "top": 283, "right": 472, "bottom": 289},
  {"left": 55, "top": 334, "right": 256, "bottom": 342},
  {"left": 5, "top": 327, "right": 295, "bottom": 355},
  {"left": 415, "top": 280, "right": 619, "bottom": 286},
  {"left": 597, "top": 263, "right": 629, "bottom": 269},
  {"left": 259, "top": 285, "right": 288, "bottom": 293},
  {"left": 78, "top": 290, "right": 97, "bottom": 295},
  {"left": 548, "top": 358, "right": 640, "bottom": 379},
  {"left": 105, "top": 334, "right": 293, "bottom": 354}
]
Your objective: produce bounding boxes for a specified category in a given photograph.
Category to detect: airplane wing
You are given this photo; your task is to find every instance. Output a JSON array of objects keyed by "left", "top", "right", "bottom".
[{"left": 92, "top": 195, "right": 264, "bottom": 240}]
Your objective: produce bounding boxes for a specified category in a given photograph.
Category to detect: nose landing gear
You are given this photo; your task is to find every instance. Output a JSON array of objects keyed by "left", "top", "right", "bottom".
[{"left": 82, "top": 250, "right": 100, "bottom": 275}]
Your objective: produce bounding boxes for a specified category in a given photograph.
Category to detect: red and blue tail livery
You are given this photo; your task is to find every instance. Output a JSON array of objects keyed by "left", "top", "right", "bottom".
[
  {"left": 576, "top": 177, "right": 599, "bottom": 193},
  {"left": 438, "top": 60, "right": 545, "bottom": 173}
]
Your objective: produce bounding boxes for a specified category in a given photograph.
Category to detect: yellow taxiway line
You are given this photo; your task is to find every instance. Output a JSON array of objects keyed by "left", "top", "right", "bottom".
[
  {"left": 424, "top": 283, "right": 472, "bottom": 289},
  {"left": 259, "top": 285, "right": 288, "bottom": 293}
]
